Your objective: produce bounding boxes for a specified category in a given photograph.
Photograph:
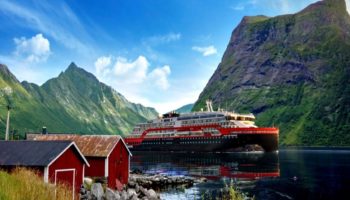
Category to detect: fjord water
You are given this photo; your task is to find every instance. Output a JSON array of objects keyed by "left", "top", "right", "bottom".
[{"left": 131, "top": 149, "right": 350, "bottom": 200}]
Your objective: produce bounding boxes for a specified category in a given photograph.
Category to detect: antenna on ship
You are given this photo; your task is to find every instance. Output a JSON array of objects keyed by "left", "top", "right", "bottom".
[
  {"left": 206, "top": 100, "right": 210, "bottom": 112},
  {"left": 218, "top": 99, "right": 221, "bottom": 112},
  {"left": 206, "top": 100, "right": 214, "bottom": 112}
]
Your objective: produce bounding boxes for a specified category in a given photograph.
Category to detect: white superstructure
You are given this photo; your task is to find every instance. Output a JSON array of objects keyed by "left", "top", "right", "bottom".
[{"left": 130, "top": 100, "right": 257, "bottom": 137}]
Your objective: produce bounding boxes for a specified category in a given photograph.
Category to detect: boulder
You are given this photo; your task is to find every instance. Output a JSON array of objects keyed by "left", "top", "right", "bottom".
[
  {"left": 129, "top": 175, "right": 137, "bottom": 182},
  {"left": 130, "top": 194, "right": 139, "bottom": 200},
  {"left": 127, "top": 188, "right": 137, "bottom": 199},
  {"left": 84, "top": 177, "right": 93, "bottom": 185},
  {"left": 128, "top": 181, "right": 136, "bottom": 188},
  {"left": 153, "top": 177, "right": 160, "bottom": 182},
  {"left": 120, "top": 190, "right": 128, "bottom": 200},
  {"left": 140, "top": 187, "right": 148, "bottom": 196},
  {"left": 80, "top": 185, "right": 87, "bottom": 195},
  {"left": 135, "top": 184, "right": 140, "bottom": 193},
  {"left": 80, "top": 193, "right": 90, "bottom": 200},
  {"left": 105, "top": 188, "right": 120, "bottom": 200},
  {"left": 91, "top": 183, "right": 104, "bottom": 200},
  {"left": 146, "top": 189, "right": 158, "bottom": 200}
]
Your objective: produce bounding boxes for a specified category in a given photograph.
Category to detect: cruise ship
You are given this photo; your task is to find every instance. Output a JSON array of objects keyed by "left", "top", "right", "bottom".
[{"left": 124, "top": 100, "right": 278, "bottom": 152}]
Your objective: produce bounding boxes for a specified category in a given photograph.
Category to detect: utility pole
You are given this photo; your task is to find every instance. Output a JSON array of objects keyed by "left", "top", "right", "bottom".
[
  {"left": 1, "top": 86, "right": 13, "bottom": 141},
  {"left": 5, "top": 105, "right": 11, "bottom": 141}
]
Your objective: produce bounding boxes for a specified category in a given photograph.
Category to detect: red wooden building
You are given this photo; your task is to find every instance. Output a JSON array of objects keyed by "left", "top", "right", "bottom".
[
  {"left": 27, "top": 134, "right": 132, "bottom": 189},
  {"left": 0, "top": 141, "right": 89, "bottom": 199}
]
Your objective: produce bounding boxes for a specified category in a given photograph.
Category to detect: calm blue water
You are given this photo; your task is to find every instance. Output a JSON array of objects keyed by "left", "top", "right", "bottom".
[{"left": 130, "top": 149, "right": 350, "bottom": 200}]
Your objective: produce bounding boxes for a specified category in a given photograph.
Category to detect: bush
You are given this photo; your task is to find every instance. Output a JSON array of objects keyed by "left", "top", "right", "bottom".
[{"left": 200, "top": 179, "right": 247, "bottom": 200}]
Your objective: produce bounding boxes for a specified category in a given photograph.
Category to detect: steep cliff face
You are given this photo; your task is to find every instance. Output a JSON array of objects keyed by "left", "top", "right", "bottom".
[
  {"left": 0, "top": 63, "right": 158, "bottom": 137},
  {"left": 194, "top": 0, "right": 350, "bottom": 145}
]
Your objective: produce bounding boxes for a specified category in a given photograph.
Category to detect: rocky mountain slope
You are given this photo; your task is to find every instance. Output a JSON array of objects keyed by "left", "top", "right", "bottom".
[
  {"left": 174, "top": 103, "right": 194, "bottom": 113},
  {"left": 0, "top": 63, "right": 158, "bottom": 138},
  {"left": 194, "top": 0, "right": 350, "bottom": 145}
]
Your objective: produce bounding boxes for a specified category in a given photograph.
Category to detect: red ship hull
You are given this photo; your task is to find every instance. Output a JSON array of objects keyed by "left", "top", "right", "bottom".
[{"left": 124, "top": 126, "right": 279, "bottom": 152}]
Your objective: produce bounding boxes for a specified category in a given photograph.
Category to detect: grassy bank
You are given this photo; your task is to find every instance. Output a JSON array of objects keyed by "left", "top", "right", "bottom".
[
  {"left": 199, "top": 180, "right": 248, "bottom": 200},
  {"left": 0, "top": 168, "right": 72, "bottom": 200}
]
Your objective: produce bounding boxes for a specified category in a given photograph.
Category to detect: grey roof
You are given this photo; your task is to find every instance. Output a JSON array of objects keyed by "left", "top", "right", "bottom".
[{"left": 0, "top": 141, "right": 74, "bottom": 167}]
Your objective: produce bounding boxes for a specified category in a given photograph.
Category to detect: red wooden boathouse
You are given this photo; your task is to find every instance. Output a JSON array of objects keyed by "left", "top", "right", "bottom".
[
  {"left": 27, "top": 134, "right": 132, "bottom": 189},
  {"left": 0, "top": 141, "right": 89, "bottom": 199}
]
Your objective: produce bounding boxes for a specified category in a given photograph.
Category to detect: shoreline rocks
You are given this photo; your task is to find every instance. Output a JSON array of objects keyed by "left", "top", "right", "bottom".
[
  {"left": 80, "top": 182, "right": 160, "bottom": 200},
  {"left": 80, "top": 172, "right": 207, "bottom": 200},
  {"left": 129, "top": 173, "right": 202, "bottom": 190}
]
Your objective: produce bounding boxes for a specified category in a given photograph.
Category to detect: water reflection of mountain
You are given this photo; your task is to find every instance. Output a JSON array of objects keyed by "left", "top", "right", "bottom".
[{"left": 131, "top": 152, "right": 280, "bottom": 183}]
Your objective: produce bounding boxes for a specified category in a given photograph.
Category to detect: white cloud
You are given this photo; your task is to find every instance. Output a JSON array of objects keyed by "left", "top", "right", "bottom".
[
  {"left": 114, "top": 56, "right": 149, "bottom": 84},
  {"left": 13, "top": 33, "right": 51, "bottom": 62},
  {"left": 92, "top": 55, "right": 217, "bottom": 114},
  {"left": 192, "top": 45, "right": 217, "bottom": 56},
  {"left": 95, "top": 55, "right": 171, "bottom": 90},
  {"left": 146, "top": 33, "right": 181, "bottom": 45},
  {"left": 93, "top": 55, "right": 174, "bottom": 112},
  {"left": 95, "top": 56, "right": 112, "bottom": 77},
  {"left": 128, "top": 94, "right": 197, "bottom": 114},
  {"left": 0, "top": 0, "right": 95, "bottom": 56},
  {"left": 148, "top": 65, "right": 171, "bottom": 90}
]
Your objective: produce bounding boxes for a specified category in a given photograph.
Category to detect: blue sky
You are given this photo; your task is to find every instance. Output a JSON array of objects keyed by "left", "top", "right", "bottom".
[{"left": 0, "top": 0, "right": 349, "bottom": 113}]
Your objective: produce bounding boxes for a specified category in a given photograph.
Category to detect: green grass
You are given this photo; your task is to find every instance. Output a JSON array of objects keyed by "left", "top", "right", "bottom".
[{"left": 0, "top": 168, "right": 72, "bottom": 200}]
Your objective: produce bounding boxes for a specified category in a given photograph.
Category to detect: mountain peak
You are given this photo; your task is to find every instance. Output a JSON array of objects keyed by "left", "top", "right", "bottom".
[
  {"left": 65, "top": 62, "right": 81, "bottom": 73},
  {"left": 0, "top": 63, "right": 20, "bottom": 83},
  {"left": 67, "top": 62, "right": 78, "bottom": 69},
  {"left": 0, "top": 64, "right": 11, "bottom": 75},
  {"left": 62, "top": 62, "right": 99, "bottom": 83}
]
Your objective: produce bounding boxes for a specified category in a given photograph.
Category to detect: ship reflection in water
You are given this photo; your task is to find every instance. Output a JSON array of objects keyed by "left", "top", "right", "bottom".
[{"left": 131, "top": 152, "right": 279, "bottom": 199}]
